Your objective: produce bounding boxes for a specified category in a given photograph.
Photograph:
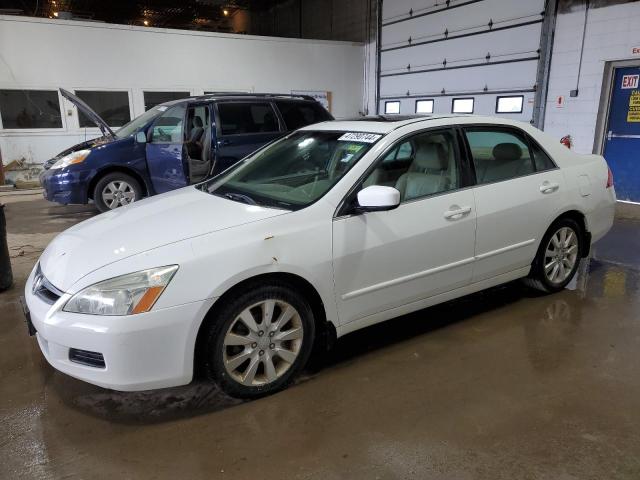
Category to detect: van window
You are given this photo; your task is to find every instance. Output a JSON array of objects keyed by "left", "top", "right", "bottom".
[
  {"left": 275, "top": 101, "right": 331, "bottom": 130},
  {"left": 218, "top": 103, "right": 280, "bottom": 135},
  {"left": 150, "top": 105, "right": 186, "bottom": 144},
  {"left": 465, "top": 128, "right": 534, "bottom": 184}
]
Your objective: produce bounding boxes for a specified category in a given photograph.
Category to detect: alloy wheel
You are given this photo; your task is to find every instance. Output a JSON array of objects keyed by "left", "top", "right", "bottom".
[
  {"left": 222, "top": 299, "right": 304, "bottom": 387},
  {"left": 543, "top": 226, "right": 579, "bottom": 284},
  {"left": 102, "top": 181, "right": 136, "bottom": 209}
]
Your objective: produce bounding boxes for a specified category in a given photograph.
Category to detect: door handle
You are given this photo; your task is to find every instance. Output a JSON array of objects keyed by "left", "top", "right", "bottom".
[
  {"left": 443, "top": 205, "right": 472, "bottom": 220},
  {"left": 217, "top": 139, "right": 231, "bottom": 147},
  {"left": 540, "top": 182, "right": 560, "bottom": 194}
]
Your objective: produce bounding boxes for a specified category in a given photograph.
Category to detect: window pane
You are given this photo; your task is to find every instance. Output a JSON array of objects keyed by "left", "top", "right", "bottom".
[
  {"left": 363, "top": 129, "right": 460, "bottom": 201},
  {"left": 218, "top": 103, "right": 279, "bottom": 135},
  {"left": 385, "top": 101, "right": 400, "bottom": 114},
  {"left": 415, "top": 100, "right": 434, "bottom": 114},
  {"left": 531, "top": 140, "right": 556, "bottom": 171},
  {"left": 0, "top": 90, "right": 62, "bottom": 129},
  {"left": 452, "top": 98, "right": 474, "bottom": 113},
  {"left": 465, "top": 129, "right": 534, "bottom": 184},
  {"left": 275, "top": 101, "right": 331, "bottom": 130},
  {"left": 75, "top": 91, "right": 130, "bottom": 128},
  {"left": 144, "top": 91, "right": 190, "bottom": 110},
  {"left": 205, "top": 131, "right": 377, "bottom": 210},
  {"left": 496, "top": 96, "right": 524, "bottom": 113},
  {"left": 150, "top": 105, "right": 186, "bottom": 143}
]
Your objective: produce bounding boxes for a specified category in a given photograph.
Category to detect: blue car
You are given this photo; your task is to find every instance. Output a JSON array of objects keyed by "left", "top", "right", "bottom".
[{"left": 41, "top": 89, "right": 333, "bottom": 212}]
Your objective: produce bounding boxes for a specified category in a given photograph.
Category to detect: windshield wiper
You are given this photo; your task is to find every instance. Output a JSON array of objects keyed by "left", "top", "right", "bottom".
[{"left": 223, "top": 192, "right": 258, "bottom": 205}]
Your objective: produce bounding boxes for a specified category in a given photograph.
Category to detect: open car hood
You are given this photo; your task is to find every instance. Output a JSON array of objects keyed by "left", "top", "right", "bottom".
[{"left": 60, "top": 88, "right": 114, "bottom": 138}]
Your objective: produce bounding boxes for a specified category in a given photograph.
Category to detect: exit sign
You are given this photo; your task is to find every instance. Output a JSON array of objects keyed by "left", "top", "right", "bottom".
[
  {"left": 622, "top": 74, "right": 639, "bottom": 89},
  {"left": 633, "top": 47, "right": 640, "bottom": 55}
]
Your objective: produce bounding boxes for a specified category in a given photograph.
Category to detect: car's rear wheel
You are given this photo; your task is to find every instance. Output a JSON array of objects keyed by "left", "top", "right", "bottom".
[
  {"left": 93, "top": 173, "right": 142, "bottom": 213},
  {"left": 524, "top": 218, "right": 583, "bottom": 293},
  {"left": 202, "top": 283, "right": 315, "bottom": 399}
]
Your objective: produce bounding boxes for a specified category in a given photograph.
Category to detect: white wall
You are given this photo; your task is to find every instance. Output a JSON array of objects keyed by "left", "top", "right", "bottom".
[
  {"left": 543, "top": 1, "right": 640, "bottom": 153},
  {"left": 0, "top": 15, "right": 364, "bottom": 166}
]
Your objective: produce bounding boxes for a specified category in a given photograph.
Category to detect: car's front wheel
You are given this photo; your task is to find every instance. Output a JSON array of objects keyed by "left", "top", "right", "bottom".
[
  {"left": 202, "top": 283, "right": 316, "bottom": 399},
  {"left": 524, "top": 218, "right": 584, "bottom": 293},
  {"left": 93, "top": 173, "right": 142, "bottom": 212}
]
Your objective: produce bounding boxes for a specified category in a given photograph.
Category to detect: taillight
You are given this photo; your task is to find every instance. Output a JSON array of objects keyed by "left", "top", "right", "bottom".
[
  {"left": 606, "top": 166, "right": 613, "bottom": 188},
  {"left": 560, "top": 135, "right": 572, "bottom": 149}
]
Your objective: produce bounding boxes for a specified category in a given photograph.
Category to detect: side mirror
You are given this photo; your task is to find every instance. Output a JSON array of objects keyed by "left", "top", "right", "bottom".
[
  {"left": 356, "top": 185, "right": 401, "bottom": 212},
  {"left": 135, "top": 131, "right": 147, "bottom": 144}
]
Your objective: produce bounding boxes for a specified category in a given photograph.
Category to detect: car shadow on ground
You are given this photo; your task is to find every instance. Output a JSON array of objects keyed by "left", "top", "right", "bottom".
[{"left": 50, "top": 279, "right": 547, "bottom": 425}]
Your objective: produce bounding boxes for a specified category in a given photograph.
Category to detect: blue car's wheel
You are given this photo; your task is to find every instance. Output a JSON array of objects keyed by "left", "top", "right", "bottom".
[{"left": 93, "top": 173, "right": 142, "bottom": 213}]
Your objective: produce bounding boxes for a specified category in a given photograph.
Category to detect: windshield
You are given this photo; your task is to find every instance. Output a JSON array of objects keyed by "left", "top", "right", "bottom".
[
  {"left": 200, "top": 131, "right": 382, "bottom": 210},
  {"left": 114, "top": 106, "right": 167, "bottom": 138}
]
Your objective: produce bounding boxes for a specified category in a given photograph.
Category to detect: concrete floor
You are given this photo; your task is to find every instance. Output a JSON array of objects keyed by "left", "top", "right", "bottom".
[{"left": 1, "top": 197, "right": 640, "bottom": 479}]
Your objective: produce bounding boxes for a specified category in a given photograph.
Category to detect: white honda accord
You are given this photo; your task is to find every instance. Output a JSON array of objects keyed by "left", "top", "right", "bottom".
[{"left": 23, "top": 115, "right": 615, "bottom": 398}]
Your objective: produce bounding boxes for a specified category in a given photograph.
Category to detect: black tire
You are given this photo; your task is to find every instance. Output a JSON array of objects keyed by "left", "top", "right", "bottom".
[
  {"left": 523, "top": 217, "right": 584, "bottom": 293},
  {"left": 93, "top": 172, "right": 143, "bottom": 213},
  {"left": 201, "top": 283, "right": 316, "bottom": 399}
]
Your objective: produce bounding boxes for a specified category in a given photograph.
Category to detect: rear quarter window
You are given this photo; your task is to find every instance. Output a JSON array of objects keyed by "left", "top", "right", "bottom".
[{"left": 275, "top": 101, "right": 332, "bottom": 130}]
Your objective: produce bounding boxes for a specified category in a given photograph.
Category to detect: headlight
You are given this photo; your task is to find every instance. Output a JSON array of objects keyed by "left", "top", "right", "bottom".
[
  {"left": 50, "top": 149, "right": 91, "bottom": 170},
  {"left": 64, "top": 265, "right": 178, "bottom": 316}
]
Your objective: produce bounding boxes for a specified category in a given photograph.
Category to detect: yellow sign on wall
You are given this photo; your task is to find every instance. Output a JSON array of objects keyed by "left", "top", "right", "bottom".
[{"left": 628, "top": 90, "right": 640, "bottom": 122}]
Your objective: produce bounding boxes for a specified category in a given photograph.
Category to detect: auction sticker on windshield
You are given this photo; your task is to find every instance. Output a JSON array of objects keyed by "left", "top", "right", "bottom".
[{"left": 338, "top": 132, "right": 382, "bottom": 143}]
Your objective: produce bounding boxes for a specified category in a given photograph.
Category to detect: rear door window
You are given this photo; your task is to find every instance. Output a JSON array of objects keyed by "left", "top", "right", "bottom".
[
  {"left": 275, "top": 101, "right": 332, "bottom": 130},
  {"left": 217, "top": 102, "right": 280, "bottom": 135},
  {"left": 530, "top": 140, "right": 557, "bottom": 171},
  {"left": 464, "top": 128, "right": 535, "bottom": 184}
]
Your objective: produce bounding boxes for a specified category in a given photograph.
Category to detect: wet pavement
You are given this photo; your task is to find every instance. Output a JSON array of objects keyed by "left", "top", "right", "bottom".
[{"left": 1, "top": 198, "right": 640, "bottom": 479}]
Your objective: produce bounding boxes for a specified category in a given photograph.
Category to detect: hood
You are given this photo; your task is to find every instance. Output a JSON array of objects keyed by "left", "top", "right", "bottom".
[
  {"left": 60, "top": 88, "right": 114, "bottom": 138},
  {"left": 38, "top": 187, "right": 289, "bottom": 291}
]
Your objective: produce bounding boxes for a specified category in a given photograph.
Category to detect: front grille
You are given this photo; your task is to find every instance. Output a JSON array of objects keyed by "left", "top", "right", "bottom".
[
  {"left": 69, "top": 348, "right": 106, "bottom": 368},
  {"left": 32, "top": 264, "right": 64, "bottom": 305}
]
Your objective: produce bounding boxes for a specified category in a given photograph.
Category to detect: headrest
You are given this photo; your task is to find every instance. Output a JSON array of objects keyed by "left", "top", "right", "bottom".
[
  {"left": 493, "top": 142, "right": 522, "bottom": 161},
  {"left": 414, "top": 142, "right": 447, "bottom": 170},
  {"left": 192, "top": 116, "right": 203, "bottom": 128}
]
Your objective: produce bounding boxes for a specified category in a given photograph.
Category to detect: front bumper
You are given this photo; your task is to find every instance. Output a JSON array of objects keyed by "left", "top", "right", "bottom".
[
  {"left": 24, "top": 268, "right": 210, "bottom": 391},
  {"left": 40, "top": 168, "right": 91, "bottom": 205}
]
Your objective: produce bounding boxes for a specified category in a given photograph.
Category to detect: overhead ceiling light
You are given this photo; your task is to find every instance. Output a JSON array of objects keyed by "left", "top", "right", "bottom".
[
  {"left": 143, "top": 19, "right": 149, "bottom": 26},
  {"left": 223, "top": 9, "right": 229, "bottom": 16},
  {"left": 53, "top": 11, "right": 58, "bottom": 17}
]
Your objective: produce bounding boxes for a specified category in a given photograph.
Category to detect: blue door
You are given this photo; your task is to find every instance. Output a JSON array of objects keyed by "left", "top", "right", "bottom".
[
  {"left": 146, "top": 104, "right": 189, "bottom": 194},
  {"left": 603, "top": 66, "right": 640, "bottom": 202}
]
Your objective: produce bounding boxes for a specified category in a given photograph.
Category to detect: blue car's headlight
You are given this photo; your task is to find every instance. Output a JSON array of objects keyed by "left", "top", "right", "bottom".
[{"left": 50, "top": 149, "right": 92, "bottom": 170}]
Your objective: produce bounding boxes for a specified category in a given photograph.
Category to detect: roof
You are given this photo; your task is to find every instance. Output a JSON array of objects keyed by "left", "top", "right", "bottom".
[
  {"left": 192, "top": 93, "right": 318, "bottom": 102},
  {"left": 301, "top": 115, "right": 532, "bottom": 134}
]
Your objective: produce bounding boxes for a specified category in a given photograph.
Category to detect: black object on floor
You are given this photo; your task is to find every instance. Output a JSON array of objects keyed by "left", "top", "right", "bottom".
[{"left": 0, "top": 204, "right": 13, "bottom": 291}]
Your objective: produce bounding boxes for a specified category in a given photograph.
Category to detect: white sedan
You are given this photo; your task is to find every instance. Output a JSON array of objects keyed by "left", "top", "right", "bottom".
[{"left": 23, "top": 115, "right": 615, "bottom": 398}]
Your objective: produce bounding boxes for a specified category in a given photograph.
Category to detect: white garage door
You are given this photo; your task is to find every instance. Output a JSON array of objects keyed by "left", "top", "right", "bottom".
[{"left": 378, "top": 0, "right": 547, "bottom": 122}]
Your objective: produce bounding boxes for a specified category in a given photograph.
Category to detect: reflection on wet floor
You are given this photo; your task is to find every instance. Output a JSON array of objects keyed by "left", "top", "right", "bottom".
[{"left": 28, "top": 257, "right": 639, "bottom": 427}]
